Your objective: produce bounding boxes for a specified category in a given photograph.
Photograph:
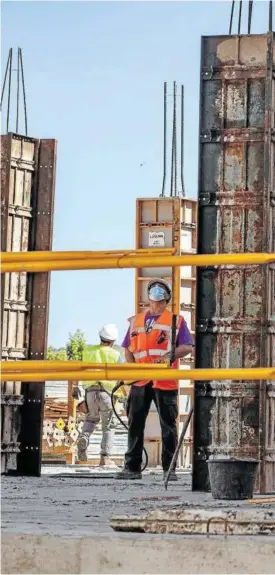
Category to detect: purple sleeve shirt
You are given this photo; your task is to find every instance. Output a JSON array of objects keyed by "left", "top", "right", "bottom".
[{"left": 121, "top": 314, "right": 194, "bottom": 349}]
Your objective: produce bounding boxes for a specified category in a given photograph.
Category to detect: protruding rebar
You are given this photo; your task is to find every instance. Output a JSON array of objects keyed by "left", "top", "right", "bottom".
[
  {"left": 248, "top": 0, "right": 253, "bottom": 34},
  {"left": 238, "top": 0, "right": 243, "bottom": 34},
  {"left": 1, "top": 49, "right": 12, "bottom": 111},
  {"left": 180, "top": 85, "right": 185, "bottom": 196},
  {"left": 170, "top": 81, "right": 176, "bottom": 197},
  {"left": 6, "top": 48, "right": 13, "bottom": 133},
  {"left": 173, "top": 81, "right": 177, "bottom": 196},
  {"left": 16, "top": 48, "right": 20, "bottom": 133},
  {"left": 229, "top": 0, "right": 235, "bottom": 34},
  {"left": 161, "top": 82, "right": 167, "bottom": 197},
  {"left": 1, "top": 47, "right": 28, "bottom": 135},
  {"left": 19, "top": 49, "right": 28, "bottom": 135},
  {"left": 269, "top": 0, "right": 273, "bottom": 31}
]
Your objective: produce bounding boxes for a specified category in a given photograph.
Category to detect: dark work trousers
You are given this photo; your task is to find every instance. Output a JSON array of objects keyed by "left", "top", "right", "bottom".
[{"left": 125, "top": 381, "right": 178, "bottom": 472}]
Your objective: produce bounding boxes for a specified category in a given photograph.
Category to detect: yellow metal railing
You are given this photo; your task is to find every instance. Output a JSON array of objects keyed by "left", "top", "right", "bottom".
[
  {"left": 1, "top": 249, "right": 274, "bottom": 382},
  {"left": 1, "top": 362, "right": 275, "bottom": 382},
  {"left": 1, "top": 250, "right": 274, "bottom": 273}
]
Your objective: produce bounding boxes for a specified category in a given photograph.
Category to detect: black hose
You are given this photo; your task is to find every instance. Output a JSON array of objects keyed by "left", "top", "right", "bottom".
[{"left": 111, "top": 381, "right": 149, "bottom": 472}]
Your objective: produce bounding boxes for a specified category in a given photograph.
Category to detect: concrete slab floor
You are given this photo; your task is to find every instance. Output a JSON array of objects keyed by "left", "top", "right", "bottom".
[{"left": 1, "top": 468, "right": 273, "bottom": 538}]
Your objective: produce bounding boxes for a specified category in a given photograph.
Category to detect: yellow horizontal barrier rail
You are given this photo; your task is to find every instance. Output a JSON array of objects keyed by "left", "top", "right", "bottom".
[
  {"left": 1, "top": 252, "right": 274, "bottom": 273},
  {"left": 1, "top": 361, "right": 167, "bottom": 372},
  {"left": 1, "top": 248, "right": 176, "bottom": 263},
  {"left": 1, "top": 368, "right": 274, "bottom": 382}
]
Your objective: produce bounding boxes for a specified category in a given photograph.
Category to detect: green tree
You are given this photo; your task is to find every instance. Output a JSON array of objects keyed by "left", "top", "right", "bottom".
[
  {"left": 47, "top": 346, "right": 67, "bottom": 360},
  {"left": 66, "top": 329, "right": 86, "bottom": 361}
]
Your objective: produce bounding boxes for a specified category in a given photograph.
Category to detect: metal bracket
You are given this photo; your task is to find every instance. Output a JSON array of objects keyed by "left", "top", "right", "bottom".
[
  {"left": 180, "top": 302, "right": 195, "bottom": 311},
  {"left": 181, "top": 222, "right": 196, "bottom": 230},
  {"left": 200, "top": 129, "right": 220, "bottom": 143},
  {"left": 199, "top": 192, "right": 217, "bottom": 206},
  {"left": 196, "top": 319, "right": 217, "bottom": 333},
  {"left": 201, "top": 67, "right": 215, "bottom": 80},
  {"left": 1, "top": 395, "right": 24, "bottom": 406},
  {"left": 1, "top": 442, "right": 21, "bottom": 453}
]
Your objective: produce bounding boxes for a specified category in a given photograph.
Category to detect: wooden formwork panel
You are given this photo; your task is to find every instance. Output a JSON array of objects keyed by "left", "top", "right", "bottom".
[
  {"left": 136, "top": 197, "right": 197, "bottom": 468},
  {"left": 1, "top": 133, "right": 56, "bottom": 476}
]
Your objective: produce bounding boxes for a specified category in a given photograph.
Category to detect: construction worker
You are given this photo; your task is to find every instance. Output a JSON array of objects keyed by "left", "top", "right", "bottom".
[
  {"left": 115, "top": 278, "right": 194, "bottom": 481},
  {"left": 74, "top": 324, "right": 124, "bottom": 467}
]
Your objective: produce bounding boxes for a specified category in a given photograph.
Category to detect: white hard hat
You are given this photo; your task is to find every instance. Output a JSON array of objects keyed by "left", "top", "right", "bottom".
[
  {"left": 99, "top": 324, "right": 118, "bottom": 342},
  {"left": 147, "top": 278, "right": 172, "bottom": 302}
]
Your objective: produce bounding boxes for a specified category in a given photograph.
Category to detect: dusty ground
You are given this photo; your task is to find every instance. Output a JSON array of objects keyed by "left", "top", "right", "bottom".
[{"left": 1, "top": 467, "right": 271, "bottom": 538}]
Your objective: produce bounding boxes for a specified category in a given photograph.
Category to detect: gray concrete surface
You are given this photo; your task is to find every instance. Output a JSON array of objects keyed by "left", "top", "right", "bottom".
[
  {"left": 2, "top": 470, "right": 270, "bottom": 537},
  {"left": 2, "top": 469, "right": 275, "bottom": 574},
  {"left": 2, "top": 533, "right": 275, "bottom": 574}
]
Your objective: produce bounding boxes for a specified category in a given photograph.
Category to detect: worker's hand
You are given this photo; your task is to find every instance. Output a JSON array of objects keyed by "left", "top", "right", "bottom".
[{"left": 72, "top": 387, "right": 81, "bottom": 400}]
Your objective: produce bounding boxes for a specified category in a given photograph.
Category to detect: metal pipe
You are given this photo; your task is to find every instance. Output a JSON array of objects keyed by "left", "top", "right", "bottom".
[
  {"left": 1, "top": 368, "right": 275, "bottom": 382},
  {"left": 248, "top": 0, "right": 253, "bottom": 33},
  {"left": 1, "top": 248, "right": 176, "bottom": 263},
  {"left": 229, "top": 0, "right": 235, "bottom": 34},
  {"left": 1, "top": 361, "right": 168, "bottom": 372},
  {"left": 238, "top": 0, "right": 243, "bottom": 34},
  {"left": 161, "top": 82, "right": 167, "bottom": 197},
  {"left": 19, "top": 48, "right": 28, "bottom": 135},
  {"left": 16, "top": 48, "right": 20, "bottom": 133},
  {"left": 1, "top": 252, "right": 274, "bottom": 273},
  {"left": 6, "top": 48, "right": 12, "bottom": 133},
  {"left": 0, "top": 49, "right": 12, "bottom": 110},
  {"left": 180, "top": 85, "right": 185, "bottom": 196}
]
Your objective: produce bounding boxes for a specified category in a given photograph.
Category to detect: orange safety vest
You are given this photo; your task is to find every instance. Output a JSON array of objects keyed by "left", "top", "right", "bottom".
[{"left": 128, "top": 309, "right": 183, "bottom": 391}]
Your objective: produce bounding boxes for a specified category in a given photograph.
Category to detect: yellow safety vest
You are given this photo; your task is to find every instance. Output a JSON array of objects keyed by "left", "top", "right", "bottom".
[{"left": 82, "top": 345, "right": 123, "bottom": 395}]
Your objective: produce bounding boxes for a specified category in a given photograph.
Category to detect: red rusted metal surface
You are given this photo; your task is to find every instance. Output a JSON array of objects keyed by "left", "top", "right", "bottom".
[
  {"left": 194, "top": 33, "right": 275, "bottom": 494},
  {"left": 1, "top": 134, "right": 57, "bottom": 476}
]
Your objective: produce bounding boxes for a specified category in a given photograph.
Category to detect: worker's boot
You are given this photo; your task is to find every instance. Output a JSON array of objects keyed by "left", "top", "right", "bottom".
[
  {"left": 99, "top": 455, "right": 117, "bottom": 468},
  {"left": 115, "top": 467, "right": 142, "bottom": 480},
  {"left": 77, "top": 434, "right": 89, "bottom": 461},
  {"left": 163, "top": 469, "right": 178, "bottom": 482}
]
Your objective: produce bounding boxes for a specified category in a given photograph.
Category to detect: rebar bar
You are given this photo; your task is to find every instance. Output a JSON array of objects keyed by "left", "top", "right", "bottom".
[
  {"left": 180, "top": 85, "right": 185, "bottom": 196},
  {"left": 248, "top": 0, "right": 253, "bottom": 33},
  {"left": 16, "top": 48, "right": 20, "bottom": 132},
  {"left": 19, "top": 48, "right": 28, "bottom": 135},
  {"left": 161, "top": 82, "right": 167, "bottom": 197},
  {"left": 238, "top": 0, "right": 243, "bottom": 34},
  {"left": 173, "top": 81, "right": 177, "bottom": 196},
  {"left": 269, "top": 0, "right": 273, "bottom": 31},
  {"left": 229, "top": 0, "right": 235, "bottom": 34},
  {"left": 6, "top": 48, "right": 13, "bottom": 133},
  {"left": 0, "top": 49, "right": 12, "bottom": 110}
]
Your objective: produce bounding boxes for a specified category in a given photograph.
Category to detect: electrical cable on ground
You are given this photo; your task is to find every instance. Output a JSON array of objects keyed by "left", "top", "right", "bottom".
[{"left": 111, "top": 381, "right": 149, "bottom": 472}]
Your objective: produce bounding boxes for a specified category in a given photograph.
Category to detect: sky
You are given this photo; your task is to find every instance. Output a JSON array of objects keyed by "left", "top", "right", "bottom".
[{"left": 2, "top": 0, "right": 272, "bottom": 348}]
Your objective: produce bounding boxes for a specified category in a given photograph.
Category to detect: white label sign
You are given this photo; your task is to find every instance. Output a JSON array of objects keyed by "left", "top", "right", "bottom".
[{"left": 148, "top": 231, "right": 165, "bottom": 247}]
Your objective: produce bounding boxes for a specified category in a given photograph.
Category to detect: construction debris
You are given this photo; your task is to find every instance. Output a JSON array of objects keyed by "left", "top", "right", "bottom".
[{"left": 111, "top": 508, "right": 275, "bottom": 536}]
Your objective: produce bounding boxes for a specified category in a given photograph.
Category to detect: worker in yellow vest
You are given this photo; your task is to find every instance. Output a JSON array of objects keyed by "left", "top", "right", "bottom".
[{"left": 75, "top": 324, "right": 124, "bottom": 466}]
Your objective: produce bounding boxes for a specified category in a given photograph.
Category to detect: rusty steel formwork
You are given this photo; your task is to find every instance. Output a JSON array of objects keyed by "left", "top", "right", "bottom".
[
  {"left": 193, "top": 34, "right": 275, "bottom": 493},
  {"left": 1, "top": 133, "right": 56, "bottom": 476}
]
